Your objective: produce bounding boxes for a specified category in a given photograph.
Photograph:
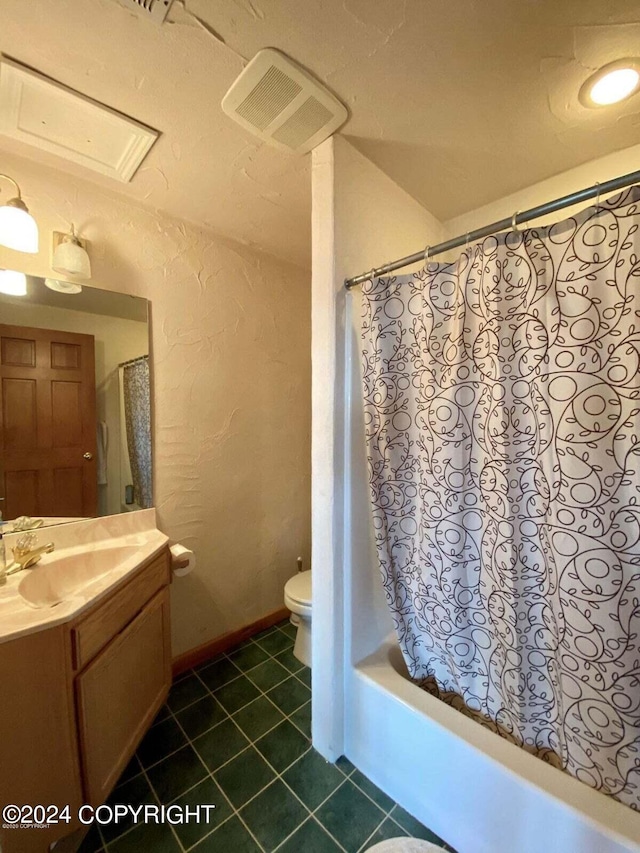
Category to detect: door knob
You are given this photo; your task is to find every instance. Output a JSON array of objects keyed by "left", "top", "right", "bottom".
[{"left": 83, "top": 452, "right": 93, "bottom": 460}]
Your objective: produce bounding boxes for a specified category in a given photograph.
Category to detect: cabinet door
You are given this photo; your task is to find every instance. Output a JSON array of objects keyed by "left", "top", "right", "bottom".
[{"left": 76, "top": 588, "right": 171, "bottom": 805}]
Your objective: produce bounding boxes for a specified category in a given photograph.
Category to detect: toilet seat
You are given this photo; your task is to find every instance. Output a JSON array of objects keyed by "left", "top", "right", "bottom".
[{"left": 284, "top": 570, "right": 312, "bottom": 614}]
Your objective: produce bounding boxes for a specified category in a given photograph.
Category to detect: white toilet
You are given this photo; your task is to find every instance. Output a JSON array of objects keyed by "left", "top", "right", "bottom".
[{"left": 284, "top": 570, "right": 312, "bottom": 667}]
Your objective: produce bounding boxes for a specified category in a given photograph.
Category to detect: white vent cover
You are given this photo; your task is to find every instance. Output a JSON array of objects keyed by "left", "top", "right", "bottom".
[
  {"left": 222, "top": 49, "right": 348, "bottom": 154},
  {"left": 117, "top": 0, "right": 174, "bottom": 24}
]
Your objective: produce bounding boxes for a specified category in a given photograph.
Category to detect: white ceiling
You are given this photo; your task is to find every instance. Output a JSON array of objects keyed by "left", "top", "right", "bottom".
[{"left": 1, "top": 0, "right": 639, "bottom": 270}]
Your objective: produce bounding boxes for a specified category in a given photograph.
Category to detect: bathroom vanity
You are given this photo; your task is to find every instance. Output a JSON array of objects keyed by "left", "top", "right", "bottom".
[{"left": 0, "top": 510, "right": 170, "bottom": 853}]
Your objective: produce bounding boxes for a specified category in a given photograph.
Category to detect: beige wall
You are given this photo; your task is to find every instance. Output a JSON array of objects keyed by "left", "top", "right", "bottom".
[
  {"left": 0, "top": 150, "right": 311, "bottom": 656},
  {"left": 444, "top": 142, "right": 640, "bottom": 244},
  {"left": 0, "top": 299, "right": 147, "bottom": 516}
]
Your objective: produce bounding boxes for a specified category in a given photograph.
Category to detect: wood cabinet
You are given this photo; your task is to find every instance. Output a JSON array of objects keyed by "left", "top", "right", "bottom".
[
  {"left": 77, "top": 587, "right": 171, "bottom": 805},
  {"left": 0, "top": 546, "right": 171, "bottom": 853}
]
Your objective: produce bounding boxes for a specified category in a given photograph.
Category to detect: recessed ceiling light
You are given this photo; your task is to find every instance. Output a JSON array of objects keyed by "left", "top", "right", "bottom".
[
  {"left": 45, "top": 278, "right": 82, "bottom": 294},
  {"left": 580, "top": 59, "right": 640, "bottom": 108}
]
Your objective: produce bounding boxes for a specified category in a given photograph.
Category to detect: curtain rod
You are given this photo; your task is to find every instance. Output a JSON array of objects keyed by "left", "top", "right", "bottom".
[
  {"left": 119, "top": 354, "right": 149, "bottom": 368},
  {"left": 344, "top": 168, "right": 640, "bottom": 290}
]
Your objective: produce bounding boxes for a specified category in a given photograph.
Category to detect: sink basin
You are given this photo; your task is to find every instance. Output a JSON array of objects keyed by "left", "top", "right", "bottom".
[{"left": 18, "top": 544, "right": 141, "bottom": 608}]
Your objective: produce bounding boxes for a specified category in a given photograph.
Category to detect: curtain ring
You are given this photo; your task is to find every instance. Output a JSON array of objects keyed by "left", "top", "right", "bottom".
[
  {"left": 465, "top": 232, "right": 471, "bottom": 248},
  {"left": 594, "top": 180, "right": 601, "bottom": 213},
  {"left": 424, "top": 245, "right": 431, "bottom": 261},
  {"left": 511, "top": 211, "right": 520, "bottom": 233}
]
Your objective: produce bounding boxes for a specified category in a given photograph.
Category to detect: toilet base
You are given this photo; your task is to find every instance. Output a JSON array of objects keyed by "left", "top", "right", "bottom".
[{"left": 292, "top": 615, "right": 311, "bottom": 667}]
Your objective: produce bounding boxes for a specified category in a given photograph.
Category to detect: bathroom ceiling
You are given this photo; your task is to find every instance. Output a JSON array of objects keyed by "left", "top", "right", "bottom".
[{"left": 0, "top": 0, "right": 639, "bottom": 269}]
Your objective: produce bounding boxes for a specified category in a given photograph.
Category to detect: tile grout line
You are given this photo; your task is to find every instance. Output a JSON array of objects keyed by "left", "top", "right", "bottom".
[
  {"left": 356, "top": 811, "right": 402, "bottom": 853},
  {"left": 162, "top": 699, "right": 269, "bottom": 853},
  {"left": 101, "top": 624, "right": 295, "bottom": 853},
  {"left": 157, "top": 623, "right": 311, "bottom": 853},
  {"left": 125, "top": 691, "right": 309, "bottom": 808},
  {"left": 142, "top": 657, "right": 310, "bottom": 779},
  {"left": 106, "top": 624, "right": 423, "bottom": 853},
  {"left": 186, "top": 665, "right": 318, "bottom": 847},
  {"left": 271, "top": 814, "right": 350, "bottom": 853},
  {"left": 163, "top": 659, "right": 395, "bottom": 847},
  {"left": 357, "top": 815, "right": 390, "bottom": 853},
  {"left": 101, "top": 752, "right": 187, "bottom": 853},
  {"left": 179, "top": 624, "right": 297, "bottom": 686},
  {"left": 164, "top": 628, "right": 356, "bottom": 852}
]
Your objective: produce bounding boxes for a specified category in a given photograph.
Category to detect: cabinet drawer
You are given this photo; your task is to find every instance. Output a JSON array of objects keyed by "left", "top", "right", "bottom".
[{"left": 72, "top": 548, "right": 170, "bottom": 670}]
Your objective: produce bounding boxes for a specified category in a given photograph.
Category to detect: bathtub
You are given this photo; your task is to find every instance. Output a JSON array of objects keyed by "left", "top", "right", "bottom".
[{"left": 345, "top": 636, "right": 640, "bottom": 853}]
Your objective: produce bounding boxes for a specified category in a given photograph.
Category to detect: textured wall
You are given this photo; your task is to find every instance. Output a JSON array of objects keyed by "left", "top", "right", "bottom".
[
  {"left": 0, "top": 151, "right": 311, "bottom": 656},
  {"left": 444, "top": 142, "right": 640, "bottom": 243}
]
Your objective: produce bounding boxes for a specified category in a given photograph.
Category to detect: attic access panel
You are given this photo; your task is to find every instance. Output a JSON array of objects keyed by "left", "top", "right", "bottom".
[{"left": 0, "top": 58, "right": 159, "bottom": 182}]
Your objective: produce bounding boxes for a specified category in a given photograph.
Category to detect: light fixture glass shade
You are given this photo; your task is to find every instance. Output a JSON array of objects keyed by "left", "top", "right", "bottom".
[
  {"left": 52, "top": 236, "right": 91, "bottom": 278},
  {"left": 45, "top": 277, "right": 82, "bottom": 295},
  {"left": 0, "top": 203, "right": 39, "bottom": 253},
  {"left": 0, "top": 269, "right": 27, "bottom": 296}
]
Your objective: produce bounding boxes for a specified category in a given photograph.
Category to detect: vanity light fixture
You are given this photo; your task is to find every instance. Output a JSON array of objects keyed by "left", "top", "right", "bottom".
[
  {"left": 52, "top": 225, "right": 91, "bottom": 279},
  {"left": 580, "top": 59, "right": 640, "bottom": 107},
  {"left": 0, "top": 269, "right": 27, "bottom": 296},
  {"left": 44, "top": 278, "right": 83, "bottom": 295},
  {"left": 0, "top": 174, "right": 39, "bottom": 253}
]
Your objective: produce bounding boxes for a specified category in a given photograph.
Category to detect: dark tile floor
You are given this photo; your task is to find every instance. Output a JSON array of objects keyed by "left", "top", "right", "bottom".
[{"left": 79, "top": 620, "right": 454, "bottom": 853}]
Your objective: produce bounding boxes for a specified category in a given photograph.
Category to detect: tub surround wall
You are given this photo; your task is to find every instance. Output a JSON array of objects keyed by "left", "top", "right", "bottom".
[
  {"left": 0, "top": 150, "right": 311, "bottom": 657},
  {"left": 311, "top": 136, "right": 445, "bottom": 760}
]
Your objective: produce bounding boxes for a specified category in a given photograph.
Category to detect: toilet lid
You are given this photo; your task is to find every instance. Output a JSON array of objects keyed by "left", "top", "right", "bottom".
[{"left": 285, "top": 570, "right": 312, "bottom": 605}]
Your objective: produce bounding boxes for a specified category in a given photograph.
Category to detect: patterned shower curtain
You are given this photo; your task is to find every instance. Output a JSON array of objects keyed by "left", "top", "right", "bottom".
[
  {"left": 360, "top": 187, "right": 640, "bottom": 809},
  {"left": 123, "top": 357, "right": 152, "bottom": 509}
]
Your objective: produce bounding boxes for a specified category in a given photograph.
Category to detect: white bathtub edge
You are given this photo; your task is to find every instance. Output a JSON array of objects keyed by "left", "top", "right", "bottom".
[{"left": 345, "top": 635, "right": 640, "bottom": 853}]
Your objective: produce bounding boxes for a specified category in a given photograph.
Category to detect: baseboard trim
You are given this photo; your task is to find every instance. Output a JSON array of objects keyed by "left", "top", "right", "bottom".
[{"left": 172, "top": 606, "right": 291, "bottom": 677}]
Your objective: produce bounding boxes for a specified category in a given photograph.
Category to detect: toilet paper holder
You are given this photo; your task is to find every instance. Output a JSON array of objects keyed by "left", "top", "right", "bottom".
[{"left": 169, "top": 543, "right": 196, "bottom": 577}]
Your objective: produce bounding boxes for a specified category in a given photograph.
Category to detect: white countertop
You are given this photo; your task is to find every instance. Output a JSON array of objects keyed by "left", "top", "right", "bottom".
[{"left": 0, "top": 509, "right": 168, "bottom": 645}]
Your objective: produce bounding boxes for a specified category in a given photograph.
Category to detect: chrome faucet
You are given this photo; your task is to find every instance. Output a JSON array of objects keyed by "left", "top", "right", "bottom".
[{"left": 9, "top": 533, "right": 55, "bottom": 572}]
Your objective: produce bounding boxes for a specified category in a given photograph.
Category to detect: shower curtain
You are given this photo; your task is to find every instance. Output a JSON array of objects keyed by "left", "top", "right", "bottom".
[
  {"left": 123, "top": 357, "right": 152, "bottom": 509},
  {"left": 360, "top": 186, "right": 640, "bottom": 809}
]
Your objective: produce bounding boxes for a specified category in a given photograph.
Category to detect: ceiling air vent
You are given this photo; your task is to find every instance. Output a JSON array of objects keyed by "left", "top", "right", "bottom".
[
  {"left": 222, "top": 49, "right": 348, "bottom": 155},
  {"left": 118, "top": 0, "right": 174, "bottom": 24}
]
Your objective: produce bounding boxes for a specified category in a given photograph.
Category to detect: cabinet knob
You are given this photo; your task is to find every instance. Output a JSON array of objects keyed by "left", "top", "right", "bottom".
[{"left": 83, "top": 452, "right": 93, "bottom": 460}]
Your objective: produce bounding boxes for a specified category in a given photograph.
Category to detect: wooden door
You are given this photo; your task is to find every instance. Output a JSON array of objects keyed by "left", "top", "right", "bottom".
[
  {"left": 75, "top": 587, "right": 171, "bottom": 806},
  {"left": 0, "top": 323, "right": 97, "bottom": 518}
]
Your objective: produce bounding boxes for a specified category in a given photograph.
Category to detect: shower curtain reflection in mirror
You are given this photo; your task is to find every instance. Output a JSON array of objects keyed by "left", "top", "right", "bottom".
[{"left": 121, "top": 356, "right": 152, "bottom": 509}]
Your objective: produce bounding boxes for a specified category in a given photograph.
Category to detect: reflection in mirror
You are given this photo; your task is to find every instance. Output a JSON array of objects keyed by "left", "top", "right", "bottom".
[{"left": 0, "top": 276, "right": 151, "bottom": 529}]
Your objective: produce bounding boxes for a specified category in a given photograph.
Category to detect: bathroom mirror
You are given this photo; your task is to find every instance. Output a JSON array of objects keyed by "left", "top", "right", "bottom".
[{"left": 0, "top": 276, "right": 152, "bottom": 529}]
